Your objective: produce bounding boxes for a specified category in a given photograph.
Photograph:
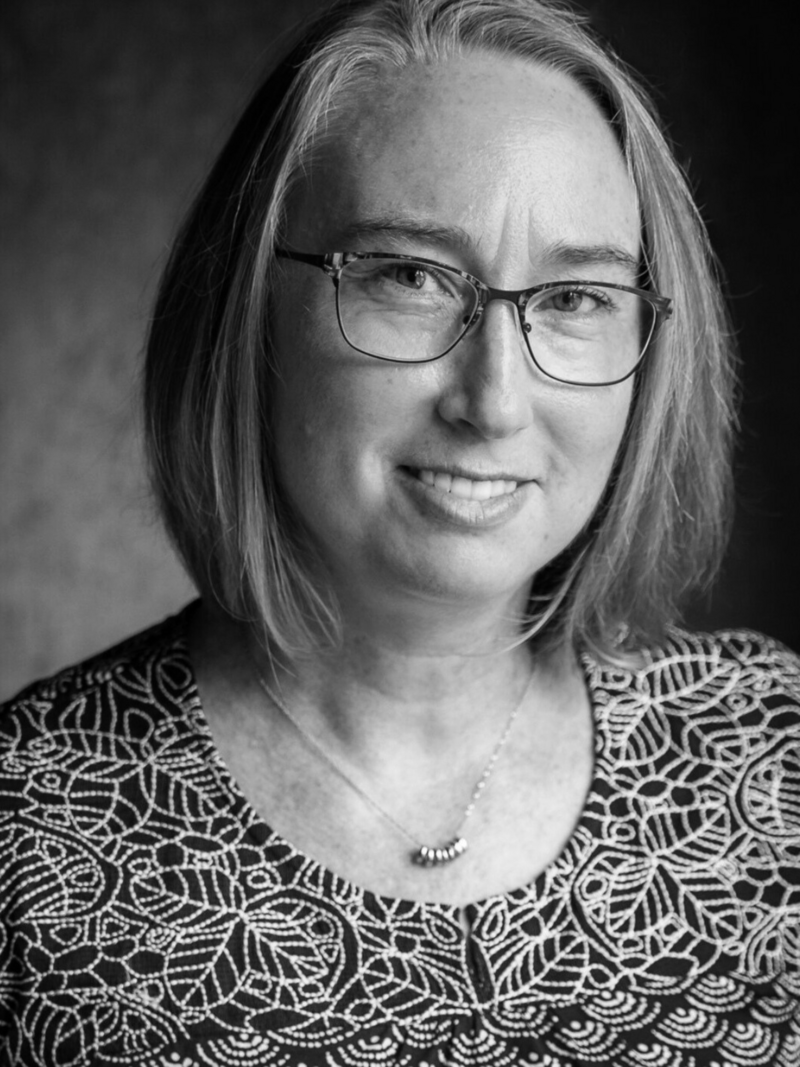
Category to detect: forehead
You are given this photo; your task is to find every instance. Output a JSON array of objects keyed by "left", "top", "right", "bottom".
[{"left": 288, "top": 51, "right": 640, "bottom": 278}]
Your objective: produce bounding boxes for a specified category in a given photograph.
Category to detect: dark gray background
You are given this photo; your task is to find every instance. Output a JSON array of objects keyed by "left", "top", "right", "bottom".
[{"left": 1, "top": 1, "right": 797, "bottom": 699}]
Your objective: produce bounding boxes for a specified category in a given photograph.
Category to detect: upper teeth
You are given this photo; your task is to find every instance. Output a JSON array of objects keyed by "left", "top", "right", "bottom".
[{"left": 417, "top": 469, "right": 518, "bottom": 500}]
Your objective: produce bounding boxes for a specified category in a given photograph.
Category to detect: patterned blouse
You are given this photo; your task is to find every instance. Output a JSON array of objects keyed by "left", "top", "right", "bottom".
[{"left": 1, "top": 607, "right": 800, "bottom": 1066}]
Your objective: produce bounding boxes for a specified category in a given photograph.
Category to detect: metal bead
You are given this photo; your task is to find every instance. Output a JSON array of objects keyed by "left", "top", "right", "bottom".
[{"left": 413, "top": 837, "right": 470, "bottom": 866}]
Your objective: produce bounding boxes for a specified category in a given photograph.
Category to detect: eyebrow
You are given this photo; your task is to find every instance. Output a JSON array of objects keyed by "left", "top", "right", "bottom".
[
  {"left": 539, "top": 240, "right": 641, "bottom": 276},
  {"left": 331, "top": 216, "right": 473, "bottom": 251},
  {"left": 329, "top": 217, "right": 641, "bottom": 276}
]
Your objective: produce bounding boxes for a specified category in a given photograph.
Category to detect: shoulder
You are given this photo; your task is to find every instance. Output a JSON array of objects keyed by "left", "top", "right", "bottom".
[
  {"left": 644, "top": 626, "right": 800, "bottom": 683},
  {"left": 584, "top": 627, "right": 800, "bottom": 825},
  {"left": 0, "top": 604, "right": 198, "bottom": 757},
  {"left": 586, "top": 626, "right": 800, "bottom": 716},
  {"left": 643, "top": 627, "right": 800, "bottom": 722}
]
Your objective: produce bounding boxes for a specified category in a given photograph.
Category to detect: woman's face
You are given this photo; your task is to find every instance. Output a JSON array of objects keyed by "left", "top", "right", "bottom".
[{"left": 270, "top": 52, "right": 640, "bottom": 626}]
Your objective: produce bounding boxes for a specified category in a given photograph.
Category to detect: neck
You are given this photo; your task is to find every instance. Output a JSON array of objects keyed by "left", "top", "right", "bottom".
[
  {"left": 259, "top": 604, "right": 569, "bottom": 760},
  {"left": 188, "top": 599, "right": 591, "bottom": 898},
  {"left": 192, "top": 595, "right": 570, "bottom": 766}
]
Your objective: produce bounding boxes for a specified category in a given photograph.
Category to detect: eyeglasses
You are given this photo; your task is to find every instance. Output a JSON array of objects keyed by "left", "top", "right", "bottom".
[{"left": 276, "top": 250, "right": 673, "bottom": 386}]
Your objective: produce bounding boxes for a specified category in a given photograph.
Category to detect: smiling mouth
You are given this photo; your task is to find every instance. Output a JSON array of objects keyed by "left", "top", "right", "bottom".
[{"left": 410, "top": 468, "right": 519, "bottom": 501}]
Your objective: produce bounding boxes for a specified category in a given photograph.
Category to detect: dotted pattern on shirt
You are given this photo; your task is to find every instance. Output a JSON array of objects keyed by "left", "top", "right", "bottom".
[{"left": 1, "top": 609, "right": 800, "bottom": 1065}]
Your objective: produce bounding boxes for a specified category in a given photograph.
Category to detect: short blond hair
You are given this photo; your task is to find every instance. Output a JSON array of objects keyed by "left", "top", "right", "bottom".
[{"left": 144, "top": 0, "right": 736, "bottom": 660}]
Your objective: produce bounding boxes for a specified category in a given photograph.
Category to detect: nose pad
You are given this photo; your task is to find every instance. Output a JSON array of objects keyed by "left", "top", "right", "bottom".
[
  {"left": 469, "top": 296, "right": 530, "bottom": 354},
  {"left": 460, "top": 306, "right": 483, "bottom": 334}
]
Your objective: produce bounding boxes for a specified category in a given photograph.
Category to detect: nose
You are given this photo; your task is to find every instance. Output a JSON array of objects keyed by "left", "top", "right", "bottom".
[{"left": 435, "top": 298, "right": 534, "bottom": 439}]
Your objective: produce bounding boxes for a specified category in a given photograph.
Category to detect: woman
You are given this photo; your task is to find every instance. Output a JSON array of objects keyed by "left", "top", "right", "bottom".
[{"left": 2, "top": 0, "right": 798, "bottom": 1064}]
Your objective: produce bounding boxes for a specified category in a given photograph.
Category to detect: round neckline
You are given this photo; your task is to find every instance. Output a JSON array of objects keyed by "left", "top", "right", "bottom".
[{"left": 174, "top": 605, "right": 610, "bottom": 920}]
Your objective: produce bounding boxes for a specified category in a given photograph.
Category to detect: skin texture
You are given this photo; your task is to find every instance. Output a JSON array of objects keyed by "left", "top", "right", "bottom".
[
  {"left": 271, "top": 53, "right": 639, "bottom": 652},
  {"left": 192, "top": 52, "right": 642, "bottom": 904}
]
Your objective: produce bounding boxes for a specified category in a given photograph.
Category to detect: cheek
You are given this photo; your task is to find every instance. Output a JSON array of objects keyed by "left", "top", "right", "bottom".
[
  {"left": 270, "top": 281, "right": 348, "bottom": 470},
  {"left": 270, "top": 289, "right": 425, "bottom": 488},
  {"left": 542, "top": 384, "right": 633, "bottom": 495},
  {"left": 272, "top": 357, "right": 360, "bottom": 491}
]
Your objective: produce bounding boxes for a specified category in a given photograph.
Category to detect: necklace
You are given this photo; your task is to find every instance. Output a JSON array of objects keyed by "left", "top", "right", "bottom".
[{"left": 255, "top": 665, "right": 534, "bottom": 868}]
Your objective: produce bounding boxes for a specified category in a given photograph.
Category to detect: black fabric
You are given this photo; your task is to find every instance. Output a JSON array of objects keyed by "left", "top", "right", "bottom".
[{"left": 1, "top": 607, "right": 800, "bottom": 1065}]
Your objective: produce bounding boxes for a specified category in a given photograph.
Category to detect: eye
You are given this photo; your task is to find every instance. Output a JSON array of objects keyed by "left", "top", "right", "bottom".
[
  {"left": 543, "top": 287, "right": 611, "bottom": 314},
  {"left": 388, "top": 263, "right": 458, "bottom": 297},
  {"left": 342, "top": 256, "right": 468, "bottom": 307},
  {"left": 394, "top": 265, "right": 430, "bottom": 290},
  {"left": 551, "top": 289, "right": 586, "bottom": 312}
]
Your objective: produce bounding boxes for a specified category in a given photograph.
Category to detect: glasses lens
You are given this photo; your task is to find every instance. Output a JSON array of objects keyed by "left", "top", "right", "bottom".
[
  {"left": 337, "top": 257, "right": 477, "bottom": 362},
  {"left": 524, "top": 284, "right": 657, "bottom": 385}
]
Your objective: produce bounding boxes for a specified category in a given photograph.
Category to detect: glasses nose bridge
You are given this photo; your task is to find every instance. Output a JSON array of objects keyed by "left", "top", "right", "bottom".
[{"left": 468, "top": 282, "right": 530, "bottom": 333}]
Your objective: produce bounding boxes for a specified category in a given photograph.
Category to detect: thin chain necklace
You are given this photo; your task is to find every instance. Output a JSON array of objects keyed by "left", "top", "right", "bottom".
[{"left": 255, "top": 665, "right": 534, "bottom": 868}]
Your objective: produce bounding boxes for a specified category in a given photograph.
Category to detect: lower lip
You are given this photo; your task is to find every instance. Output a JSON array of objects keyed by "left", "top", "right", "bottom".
[{"left": 398, "top": 468, "right": 532, "bottom": 528}]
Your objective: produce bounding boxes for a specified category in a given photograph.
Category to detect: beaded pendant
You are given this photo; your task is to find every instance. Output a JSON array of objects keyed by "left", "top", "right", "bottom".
[{"left": 412, "top": 837, "right": 468, "bottom": 866}]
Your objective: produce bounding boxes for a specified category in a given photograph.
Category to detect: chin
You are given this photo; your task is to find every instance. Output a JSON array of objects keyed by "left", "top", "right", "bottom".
[{"left": 384, "top": 549, "right": 537, "bottom": 615}]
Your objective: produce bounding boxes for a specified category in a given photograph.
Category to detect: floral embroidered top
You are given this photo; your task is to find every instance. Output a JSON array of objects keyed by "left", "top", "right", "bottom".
[{"left": 1, "top": 607, "right": 800, "bottom": 1066}]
